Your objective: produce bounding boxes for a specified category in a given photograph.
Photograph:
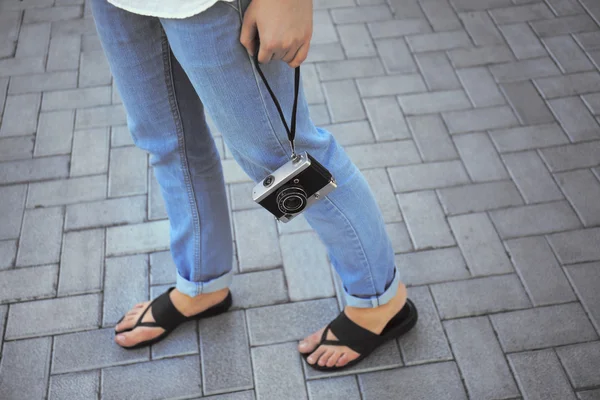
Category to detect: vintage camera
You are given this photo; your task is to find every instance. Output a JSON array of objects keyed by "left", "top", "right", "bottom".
[{"left": 253, "top": 152, "right": 337, "bottom": 222}]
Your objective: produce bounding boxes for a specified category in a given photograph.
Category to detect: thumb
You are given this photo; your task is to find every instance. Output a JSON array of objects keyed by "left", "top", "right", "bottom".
[{"left": 240, "top": 12, "right": 258, "bottom": 57}]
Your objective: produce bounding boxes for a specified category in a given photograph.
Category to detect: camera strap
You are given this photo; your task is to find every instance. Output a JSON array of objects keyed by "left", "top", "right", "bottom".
[{"left": 252, "top": 57, "right": 300, "bottom": 158}]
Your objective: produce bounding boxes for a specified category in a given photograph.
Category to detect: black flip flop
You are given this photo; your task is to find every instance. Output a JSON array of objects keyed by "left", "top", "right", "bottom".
[
  {"left": 303, "top": 299, "right": 418, "bottom": 371},
  {"left": 114, "top": 287, "right": 232, "bottom": 350}
]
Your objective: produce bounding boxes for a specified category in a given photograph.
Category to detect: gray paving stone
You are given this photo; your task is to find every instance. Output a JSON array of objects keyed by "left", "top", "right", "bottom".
[
  {"left": 305, "top": 42, "right": 344, "bottom": 63},
  {"left": 65, "top": 195, "right": 146, "bottom": 230},
  {"left": 508, "top": 350, "right": 577, "bottom": 400},
  {"left": 337, "top": 24, "right": 376, "bottom": 58},
  {"left": 234, "top": 209, "right": 282, "bottom": 272},
  {"left": 579, "top": 389, "right": 600, "bottom": 400},
  {"left": 490, "top": 123, "right": 569, "bottom": 153},
  {"left": 70, "top": 128, "right": 109, "bottom": 176},
  {"left": 575, "top": 31, "right": 600, "bottom": 51},
  {"left": 0, "top": 240, "right": 17, "bottom": 269},
  {"left": 531, "top": 14, "right": 599, "bottom": 37},
  {"left": 0, "top": 56, "right": 45, "bottom": 77},
  {"left": 499, "top": 23, "right": 547, "bottom": 60},
  {"left": 490, "top": 2, "right": 554, "bottom": 24},
  {"left": 108, "top": 146, "right": 148, "bottom": 197},
  {"left": 5, "top": 293, "right": 100, "bottom": 339},
  {"left": 359, "top": 361, "right": 467, "bottom": 400},
  {"left": 565, "top": 262, "right": 600, "bottom": 333},
  {"left": 375, "top": 38, "right": 417, "bottom": 74},
  {"left": 556, "top": 341, "right": 600, "bottom": 389},
  {"left": 110, "top": 125, "right": 134, "bottom": 147},
  {"left": 317, "top": 58, "right": 384, "bottom": 81},
  {"left": 398, "top": 90, "right": 471, "bottom": 115},
  {"left": 47, "top": 35, "right": 81, "bottom": 71},
  {"left": 79, "top": 50, "right": 112, "bottom": 87},
  {"left": 451, "top": 0, "right": 511, "bottom": 11},
  {"left": 490, "top": 58, "right": 562, "bottom": 83},
  {"left": 194, "top": 391, "right": 255, "bottom": 400},
  {"left": 386, "top": 222, "right": 413, "bottom": 253},
  {"left": 27, "top": 175, "right": 106, "bottom": 208},
  {"left": 459, "top": 11, "right": 503, "bottom": 46},
  {"left": 454, "top": 132, "right": 510, "bottom": 181},
  {"left": 583, "top": 93, "right": 600, "bottom": 115},
  {"left": 277, "top": 214, "right": 313, "bottom": 235},
  {"left": 543, "top": 35, "right": 595, "bottom": 74},
  {"left": 387, "top": 0, "right": 424, "bottom": 19},
  {"left": 330, "top": 5, "right": 392, "bottom": 23},
  {"left": 222, "top": 158, "right": 252, "bottom": 184},
  {"left": 444, "top": 317, "right": 519, "bottom": 399},
  {"left": 456, "top": 67, "right": 505, "bottom": 108},
  {"left": 75, "top": 104, "right": 127, "bottom": 129},
  {"left": 230, "top": 269, "right": 288, "bottom": 309},
  {"left": 307, "top": 104, "right": 331, "bottom": 125},
  {"left": 358, "top": 76, "right": 425, "bottom": 99},
  {"left": 540, "top": 141, "right": 600, "bottom": 172},
  {"left": 0, "top": 337, "right": 51, "bottom": 400},
  {"left": 345, "top": 141, "right": 420, "bottom": 169},
  {"left": 432, "top": 274, "right": 530, "bottom": 319},
  {"left": 362, "top": 168, "right": 402, "bottom": 222},
  {"left": 228, "top": 182, "right": 260, "bottom": 211},
  {"left": 556, "top": 169, "right": 600, "bottom": 226},
  {"left": 48, "top": 371, "right": 99, "bottom": 400},
  {"left": 367, "top": 19, "right": 431, "bottom": 39},
  {"left": 449, "top": 213, "right": 514, "bottom": 275},
  {"left": 149, "top": 250, "right": 175, "bottom": 285},
  {"left": 323, "top": 80, "right": 365, "bottom": 123},
  {"left": 301, "top": 63, "right": 324, "bottom": 105},
  {"left": 253, "top": 343, "right": 307, "bottom": 400},
  {"left": 491, "top": 302, "right": 598, "bottom": 352},
  {"left": 398, "top": 286, "right": 452, "bottom": 365},
  {"left": 106, "top": 220, "right": 170, "bottom": 256},
  {"left": 581, "top": 0, "right": 600, "bottom": 24},
  {"left": 548, "top": 97, "right": 600, "bottom": 142},
  {"left": 505, "top": 236, "right": 576, "bottom": 306},
  {"left": 548, "top": 228, "right": 600, "bottom": 264},
  {"left": 103, "top": 255, "right": 148, "bottom": 326},
  {"left": 0, "top": 264, "right": 57, "bottom": 304},
  {"left": 0, "top": 10, "right": 21, "bottom": 41},
  {"left": 306, "top": 376, "right": 361, "bottom": 400},
  {"left": 489, "top": 201, "right": 582, "bottom": 239},
  {"left": 0, "top": 304, "right": 5, "bottom": 345},
  {"left": 0, "top": 93, "right": 40, "bottom": 136},
  {"left": 388, "top": 160, "right": 470, "bottom": 192},
  {"left": 52, "top": 327, "right": 149, "bottom": 373},
  {"left": 321, "top": 121, "right": 374, "bottom": 147},
  {"left": 438, "top": 181, "right": 523, "bottom": 215},
  {"left": 535, "top": 72, "right": 600, "bottom": 99},
  {"left": 546, "top": 0, "right": 585, "bottom": 15},
  {"left": 501, "top": 81, "right": 554, "bottom": 125},
  {"left": 246, "top": 298, "right": 338, "bottom": 346},
  {"left": 395, "top": 247, "right": 470, "bottom": 286},
  {"left": 59, "top": 229, "right": 104, "bottom": 295},
  {"left": 102, "top": 356, "right": 202, "bottom": 400},
  {"left": 34, "top": 110, "right": 75, "bottom": 156},
  {"left": 312, "top": 10, "right": 337, "bottom": 45},
  {"left": 397, "top": 190, "right": 455, "bottom": 250},
  {"left": 417, "top": 1, "right": 457, "bottom": 30},
  {"left": 17, "top": 206, "right": 64, "bottom": 266},
  {"left": 200, "top": 310, "right": 253, "bottom": 395},
  {"left": 23, "top": 5, "right": 82, "bottom": 23},
  {"left": 363, "top": 97, "right": 410, "bottom": 141},
  {"left": 406, "top": 115, "right": 457, "bottom": 162},
  {"left": 0, "top": 184, "right": 26, "bottom": 240},
  {"left": 0, "top": 77, "right": 7, "bottom": 117},
  {"left": 448, "top": 44, "right": 515, "bottom": 68},
  {"left": 42, "top": 86, "right": 111, "bottom": 111},
  {"left": 15, "top": 22, "right": 50, "bottom": 58},
  {"left": 415, "top": 52, "right": 461, "bottom": 91},
  {"left": 280, "top": 231, "right": 334, "bottom": 301},
  {"left": 502, "top": 151, "right": 563, "bottom": 204},
  {"left": 0, "top": 155, "right": 69, "bottom": 185},
  {"left": 406, "top": 30, "right": 472, "bottom": 53},
  {"left": 8, "top": 71, "right": 78, "bottom": 94},
  {"left": 443, "top": 106, "right": 519, "bottom": 133},
  {"left": 50, "top": 17, "right": 97, "bottom": 36}
]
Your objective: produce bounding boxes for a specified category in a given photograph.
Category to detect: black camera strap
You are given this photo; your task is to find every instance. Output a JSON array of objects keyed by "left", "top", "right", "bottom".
[{"left": 252, "top": 57, "right": 300, "bottom": 158}]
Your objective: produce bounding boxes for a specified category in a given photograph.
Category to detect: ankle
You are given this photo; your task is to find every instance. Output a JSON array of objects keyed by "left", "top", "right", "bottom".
[
  {"left": 170, "top": 288, "right": 229, "bottom": 316},
  {"left": 345, "top": 283, "right": 407, "bottom": 320}
]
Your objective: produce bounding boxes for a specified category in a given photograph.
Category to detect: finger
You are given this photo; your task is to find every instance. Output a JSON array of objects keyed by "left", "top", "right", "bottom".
[
  {"left": 257, "top": 44, "right": 275, "bottom": 64},
  {"left": 240, "top": 14, "right": 258, "bottom": 56},
  {"left": 288, "top": 42, "right": 309, "bottom": 68},
  {"left": 282, "top": 44, "right": 300, "bottom": 64}
]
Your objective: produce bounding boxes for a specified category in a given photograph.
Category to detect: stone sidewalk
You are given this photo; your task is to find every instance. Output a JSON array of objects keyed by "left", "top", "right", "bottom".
[{"left": 1, "top": 0, "right": 600, "bottom": 399}]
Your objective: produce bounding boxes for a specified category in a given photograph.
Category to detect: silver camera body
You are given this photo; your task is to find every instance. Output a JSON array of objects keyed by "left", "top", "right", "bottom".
[{"left": 252, "top": 151, "right": 337, "bottom": 222}]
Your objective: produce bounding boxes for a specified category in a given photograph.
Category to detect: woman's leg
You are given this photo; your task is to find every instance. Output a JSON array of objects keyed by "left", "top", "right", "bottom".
[
  {"left": 160, "top": 0, "right": 406, "bottom": 367},
  {"left": 90, "top": 0, "right": 233, "bottom": 346}
]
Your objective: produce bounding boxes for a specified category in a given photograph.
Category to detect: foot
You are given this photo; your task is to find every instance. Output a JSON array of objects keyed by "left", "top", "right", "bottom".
[
  {"left": 114, "top": 288, "right": 229, "bottom": 348},
  {"left": 298, "top": 283, "right": 407, "bottom": 368}
]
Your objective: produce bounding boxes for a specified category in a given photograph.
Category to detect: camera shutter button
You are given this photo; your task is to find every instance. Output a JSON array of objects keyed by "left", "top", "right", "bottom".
[{"left": 264, "top": 175, "right": 275, "bottom": 187}]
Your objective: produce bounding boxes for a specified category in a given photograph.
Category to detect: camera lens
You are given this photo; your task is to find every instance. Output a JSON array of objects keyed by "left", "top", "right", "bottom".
[{"left": 276, "top": 184, "right": 307, "bottom": 214}]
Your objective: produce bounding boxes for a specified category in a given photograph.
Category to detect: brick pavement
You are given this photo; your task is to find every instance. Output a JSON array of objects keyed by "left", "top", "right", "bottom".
[{"left": 1, "top": 0, "right": 600, "bottom": 398}]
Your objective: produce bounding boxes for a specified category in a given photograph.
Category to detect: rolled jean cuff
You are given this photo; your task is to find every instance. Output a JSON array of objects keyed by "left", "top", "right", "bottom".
[
  {"left": 343, "top": 266, "right": 401, "bottom": 308},
  {"left": 176, "top": 269, "right": 233, "bottom": 297}
]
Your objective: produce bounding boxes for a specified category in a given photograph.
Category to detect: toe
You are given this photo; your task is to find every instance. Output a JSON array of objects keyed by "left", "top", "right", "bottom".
[
  {"left": 336, "top": 353, "right": 349, "bottom": 367},
  {"left": 318, "top": 349, "right": 334, "bottom": 367},
  {"left": 326, "top": 351, "right": 342, "bottom": 368},
  {"left": 298, "top": 328, "right": 324, "bottom": 354},
  {"left": 307, "top": 345, "right": 328, "bottom": 365}
]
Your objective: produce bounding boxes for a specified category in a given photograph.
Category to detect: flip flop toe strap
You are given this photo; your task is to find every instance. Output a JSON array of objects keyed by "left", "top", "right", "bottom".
[
  {"left": 150, "top": 288, "right": 188, "bottom": 332},
  {"left": 320, "top": 312, "right": 381, "bottom": 355}
]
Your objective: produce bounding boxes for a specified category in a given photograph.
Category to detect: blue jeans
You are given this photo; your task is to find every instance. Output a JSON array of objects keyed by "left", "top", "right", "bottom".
[{"left": 90, "top": 0, "right": 400, "bottom": 308}]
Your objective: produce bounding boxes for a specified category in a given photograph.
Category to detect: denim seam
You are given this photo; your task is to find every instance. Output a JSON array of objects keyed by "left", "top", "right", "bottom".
[
  {"left": 160, "top": 28, "right": 203, "bottom": 295},
  {"left": 323, "top": 195, "right": 379, "bottom": 305}
]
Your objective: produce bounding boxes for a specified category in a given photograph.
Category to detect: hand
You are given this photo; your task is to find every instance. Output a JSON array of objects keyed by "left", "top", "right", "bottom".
[{"left": 240, "top": 0, "right": 313, "bottom": 68}]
